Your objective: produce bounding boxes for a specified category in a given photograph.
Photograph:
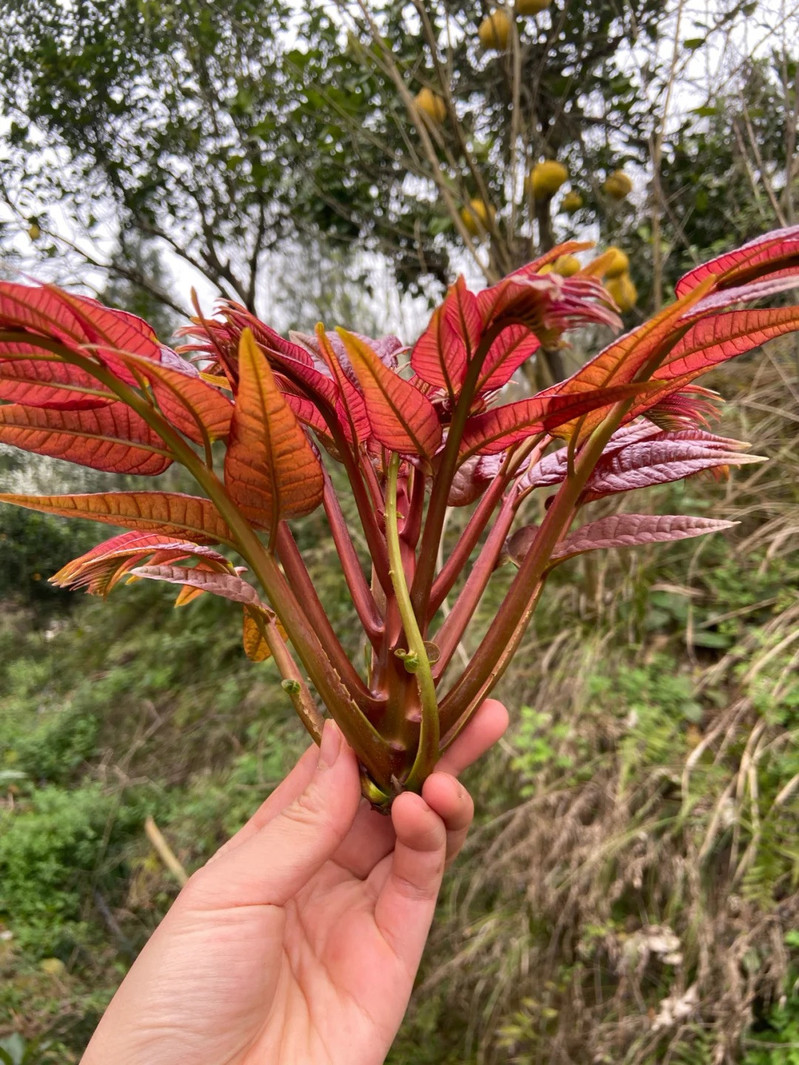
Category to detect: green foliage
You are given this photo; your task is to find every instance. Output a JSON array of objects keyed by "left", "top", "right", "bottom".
[
  {"left": 743, "top": 936, "right": 799, "bottom": 1065},
  {"left": 0, "top": 503, "right": 94, "bottom": 611},
  {"left": 0, "top": 783, "right": 147, "bottom": 956},
  {"left": 0, "top": 1033, "right": 55, "bottom": 1065}
]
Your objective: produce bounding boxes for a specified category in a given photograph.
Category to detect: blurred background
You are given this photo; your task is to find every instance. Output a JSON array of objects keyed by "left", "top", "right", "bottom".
[{"left": 0, "top": 2, "right": 797, "bottom": 1061}]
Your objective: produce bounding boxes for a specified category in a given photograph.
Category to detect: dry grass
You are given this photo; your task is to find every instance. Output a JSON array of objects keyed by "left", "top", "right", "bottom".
[{"left": 399, "top": 342, "right": 799, "bottom": 1065}]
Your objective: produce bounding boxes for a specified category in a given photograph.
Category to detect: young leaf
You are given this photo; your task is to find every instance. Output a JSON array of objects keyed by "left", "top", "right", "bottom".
[
  {"left": 517, "top": 427, "right": 755, "bottom": 498},
  {"left": 48, "top": 286, "right": 164, "bottom": 361},
  {"left": 0, "top": 282, "right": 163, "bottom": 361},
  {"left": 474, "top": 324, "right": 540, "bottom": 394},
  {"left": 0, "top": 491, "right": 233, "bottom": 544},
  {"left": 311, "top": 327, "right": 371, "bottom": 445},
  {"left": 410, "top": 276, "right": 480, "bottom": 398},
  {"left": 0, "top": 352, "right": 116, "bottom": 410},
  {"left": 651, "top": 305, "right": 799, "bottom": 384},
  {"left": 0, "top": 402, "right": 173, "bottom": 474},
  {"left": 534, "top": 280, "right": 716, "bottom": 439},
  {"left": 51, "top": 531, "right": 233, "bottom": 595},
  {"left": 106, "top": 349, "right": 233, "bottom": 443},
  {"left": 548, "top": 513, "right": 737, "bottom": 562},
  {"left": 242, "top": 606, "right": 274, "bottom": 661},
  {"left": 337, "top": 328, "right": 442, "bottom": 462},
  {"left": 132, "top": 563, "right": 267, "bottom": 608},
  {"left": 458, "top": 382, "right": 655, "bottom": 458},
  {"left": 477, "top": 272, "right": 619, "bottom": 344},
  {"left": 224, "top": 329, "right": 324, "bottom": 531},
  {"left": 241, "top": 605, "right": 290, "bottom": 662},
  {"left": 675, "top": 225, "right": 799, "bottom": 296},
  {"left": 580, "top": 437, "right": 764, "bottom": 501}
]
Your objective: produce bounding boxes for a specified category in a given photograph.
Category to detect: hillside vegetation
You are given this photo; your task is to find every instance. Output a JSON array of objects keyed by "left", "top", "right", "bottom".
[{"left": 0, "top": 339, "right": 796, "bottom": 1064}]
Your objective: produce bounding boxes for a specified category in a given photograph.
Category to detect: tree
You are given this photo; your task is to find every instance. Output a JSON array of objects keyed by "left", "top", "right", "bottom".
[{"left": 2, "top": 0, "right": 793, "bottom": 327}]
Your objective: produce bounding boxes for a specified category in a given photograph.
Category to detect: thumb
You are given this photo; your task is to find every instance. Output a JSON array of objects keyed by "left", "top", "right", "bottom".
[{"left": 188, "top": 721, "right": 362, "bottom": 908}]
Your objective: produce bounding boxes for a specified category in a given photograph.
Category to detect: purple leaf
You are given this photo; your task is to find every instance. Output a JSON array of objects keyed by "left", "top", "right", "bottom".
[
  {"left": 132, "top": 564, "right": 267, "bottom": 607},
  {"left": 551, "top": 513, "right": 737, "bottom": 562}
]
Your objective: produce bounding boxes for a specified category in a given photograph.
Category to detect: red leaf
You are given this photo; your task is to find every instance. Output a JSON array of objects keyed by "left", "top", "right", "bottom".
[
  {"left": 475, "top": 324, "right": 540, "bottom": 393},
  {"left": 534, "top": 280, "right": 716, "bottom": 438},
  {"left": 675, "top": 225, "right": 799, "bottom": 296},
  {"left": 337, "top": 329, "right": 442, "bottom": 462},
  {"left": 51, "top": 531, "right": 233, "bottom": 596},
  {"left": 459, "top": 382, "right": 655, "bottom": 458},
  {"left": 311, "top": 328, "right": 371, "bottom": 445},
  {"left": 517, "top": 426, "right": 752, "bottom": 496},
  {"left": 0, "top": 349, "right": 116, "bottom": 410},
  {"left": 0, "top": 402, "right": 172, "bottom": 474},
  {"left": 0, "top": 282, "right": 163, "bottom": 362},
  {"left": 224, "top": 329, "right": 324, "bottom": 531},
  {"left": 550, "top": 514, "right": 737, "bottom": 562},
  {"left": 0, "top": 491, "right": 233, "bottom": 544},
  {"left": 107, "top": 349, "right": 233, "bottom": 443},
  {"left": 653, "top": 305, "right": 799, "bottom": 383},
  {"left": 477, "top": 272, "right": 620, "bottom": 343},
  {"left": 47, "top": 287, "right": 164, "bottom": 360},
  {"left": 411, "top": 277, "right": 480, "bottom": 398}
]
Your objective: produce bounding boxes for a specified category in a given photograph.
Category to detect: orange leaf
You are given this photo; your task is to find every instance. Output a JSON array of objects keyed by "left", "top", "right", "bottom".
[
  {"left": 108, "top": 349, "right": 233, "bottom": 443},
  {"left": 224, "top": 329, "right": 324, "bottom": 532},
  {"left": 0, "top": 491, "right": 233, "bottom": 544},
  {"left": 336, "top": 328, "right": 442, "bottom": 463},
  {"left": 0, "top": 402, "right": 172, "bottom": 474}
]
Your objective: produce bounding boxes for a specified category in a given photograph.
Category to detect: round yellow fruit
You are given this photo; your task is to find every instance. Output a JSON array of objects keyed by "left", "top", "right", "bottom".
[
  {"left": 460, "top": 198, "right": 496, "bottom": 236},
  {"left": 603, "top": 246, "right": 630, "bottom": 279},
  {"left": 515, "top": 0, "right": 552, "bottom": 13},
  {"left": 28, "top": 222, "right": 41, "bottom": 241},
  {"left": 552, "top": 253, "right": 581, "bottom": 277},
  {"left": 414, "top": 87, "right": 447, "bottom": 125},
  {"left": 603, "top": 169, "right": 633, "bottom": 200},
  {"left": 606, "top": 272, "right": 637, "bottom": 312},
  {"left": 478, "top": 9, "right": 512, "bottom": 51},
  {"left": 560, "top": 190, "right": 583, "bottom": 213},
  {"left": 529, "top": 160, "right": 568, "bottom": 199}
]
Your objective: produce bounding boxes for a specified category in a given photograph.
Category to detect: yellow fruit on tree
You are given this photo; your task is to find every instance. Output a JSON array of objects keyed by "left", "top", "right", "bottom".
[
  {"left": 552, "top": 254, "right": 581, "bottom": 277},
  {"left": 561, "top": 190, "right": 583, "bottom": 213},
  {"left": 414, "top": 87, "right": 447, "bottom": 125},
  {"left": 603, "top": 246, "right": 629, "bottom": 279},
  {"left": 606, "top": 272, "right": 637, "bottom": 312},
  {"left": 460, "top": 198, "right": 496, "bottom": 236},
  {"left": 515, "top": 0, "right": 552, "bottom": 14},
  {"left": 478, "top": 9, "right": 512, "bottom": 51},
  {"left": 28, "top": 222, "right": 41, "bottom": 241},
  {"left": 603, "top": 169, "right": 633, "bottom": 200},
  {"left": 529, "top": 160, "right": 568, "bottom": 199}
]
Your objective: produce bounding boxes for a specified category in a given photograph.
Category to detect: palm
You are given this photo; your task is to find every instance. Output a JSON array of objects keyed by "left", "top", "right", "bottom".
[
  {"left": 80, "top": 701, "right": 508, "bottom": 1065},
  {"left": 191, "top": 803, "right": 448, "bottom": 1065}
]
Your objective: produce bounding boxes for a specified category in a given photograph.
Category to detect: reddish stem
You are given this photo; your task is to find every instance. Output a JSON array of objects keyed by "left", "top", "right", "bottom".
[
  {"left": 411, "top": 324, "right": 504, "bottom": 619},
  {"left": 402, "top": 464, "right": 426, "bottom": 550},
  {"left": 321, "top": 473, "right": 384, "bottom": 647},
  {"left": 431, "top": 489, "right": 518, "bottom": 681},
  {"left": 275, "top": 523, "right": 383, "bottom": 715}
]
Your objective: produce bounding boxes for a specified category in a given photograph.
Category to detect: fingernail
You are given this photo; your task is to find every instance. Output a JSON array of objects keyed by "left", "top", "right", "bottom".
[{"left": 319, "top": 720, "right": 342, "bottom": 767}]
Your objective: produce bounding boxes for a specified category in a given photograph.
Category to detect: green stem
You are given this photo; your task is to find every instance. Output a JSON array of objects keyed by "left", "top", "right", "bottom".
[
  {"left": 385, "top": 454, "right": 440, "bottom": 792},
  {"left": 249, "top": 608, "right": 325, "bottom": 742}
]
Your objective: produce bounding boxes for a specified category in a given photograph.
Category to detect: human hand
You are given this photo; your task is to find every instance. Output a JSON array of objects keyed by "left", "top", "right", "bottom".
[{"left": 80, "top": 699, "right": 508, "bottom": 1065}]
